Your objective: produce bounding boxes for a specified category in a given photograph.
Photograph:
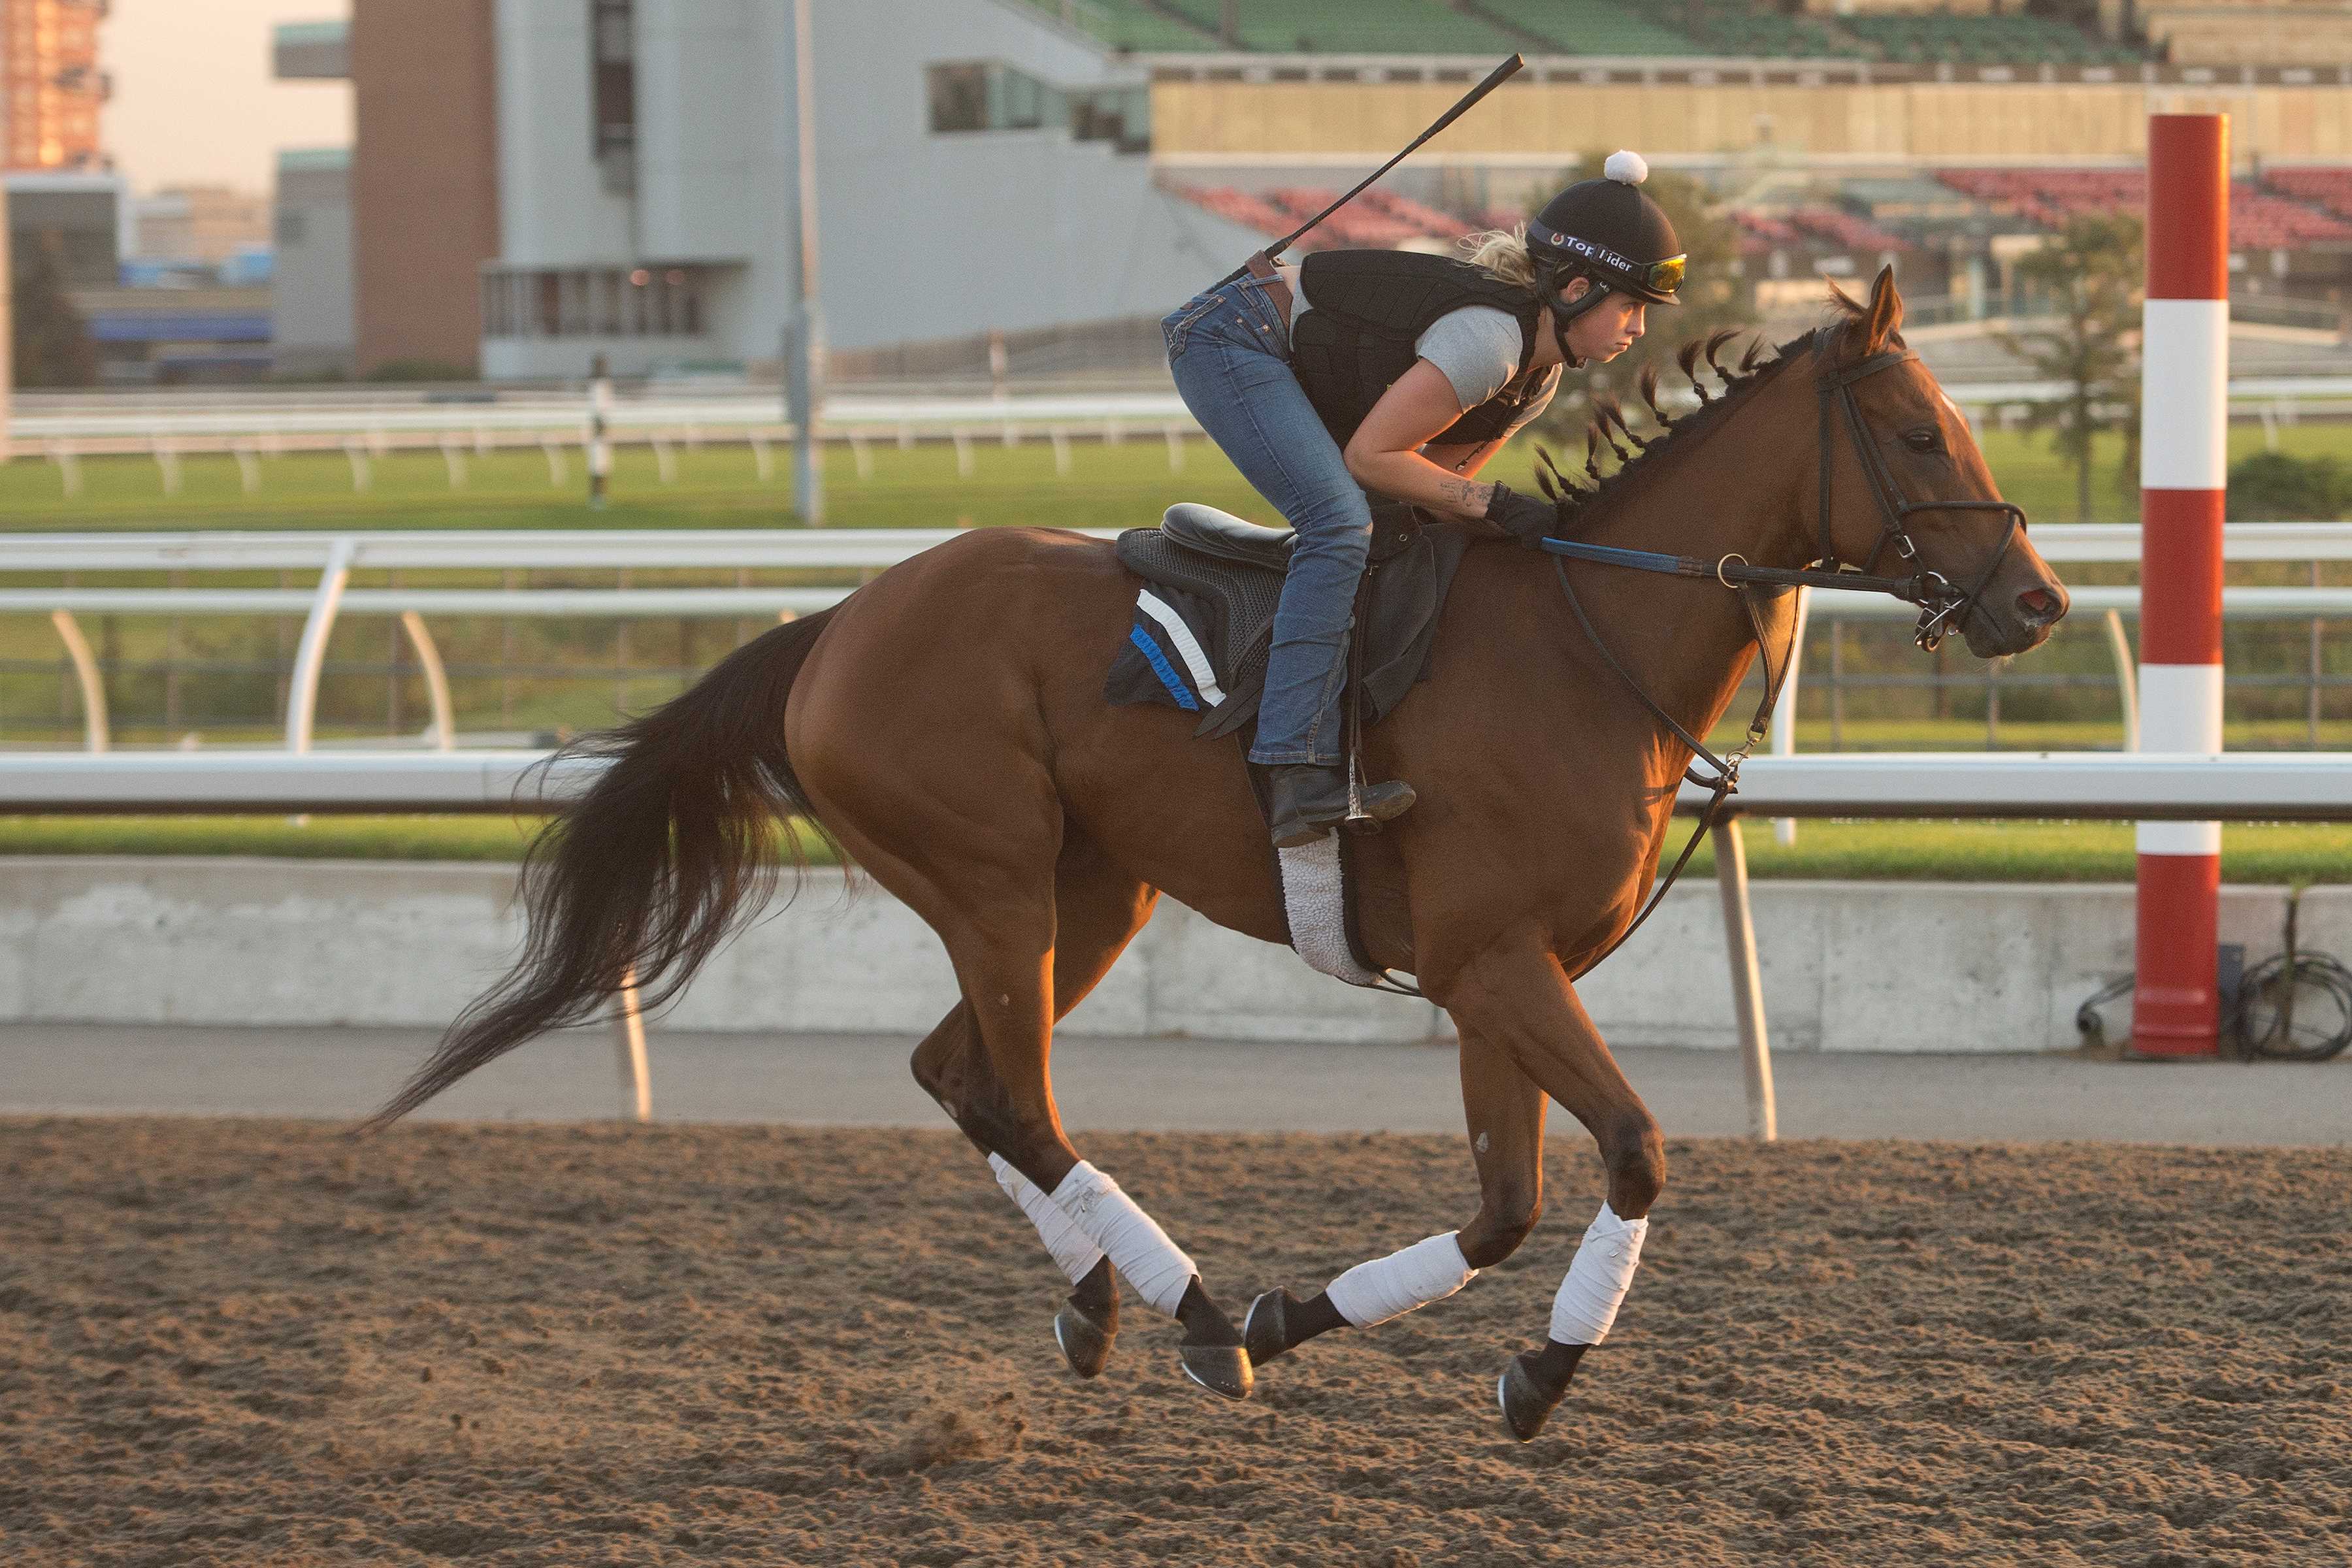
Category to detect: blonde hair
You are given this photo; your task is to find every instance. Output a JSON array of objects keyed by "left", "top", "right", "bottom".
[{"left": 1458, "top": 224, "right": 1540, "bottom": 289}]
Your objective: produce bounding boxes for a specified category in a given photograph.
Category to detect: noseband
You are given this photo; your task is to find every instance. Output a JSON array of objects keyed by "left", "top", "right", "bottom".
[{"left": 1811, "top": 325, "right": 2026, "bottom": 653}]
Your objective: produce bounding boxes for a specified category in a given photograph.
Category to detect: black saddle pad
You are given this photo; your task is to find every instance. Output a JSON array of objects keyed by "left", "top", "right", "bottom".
[{"left": 1106, "top": 511, "right": 1473, "bottom": 740}]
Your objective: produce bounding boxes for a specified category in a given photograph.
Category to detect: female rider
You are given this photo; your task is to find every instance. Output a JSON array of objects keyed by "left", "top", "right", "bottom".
[{"left": 1162, "top": 150, "right": 1686, "bottom": 849}]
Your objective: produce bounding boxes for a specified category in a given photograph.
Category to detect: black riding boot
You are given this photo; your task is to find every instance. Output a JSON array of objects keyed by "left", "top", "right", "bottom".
[{"left": 1266, "top": 763, "right": 1414, "bottom": 849}]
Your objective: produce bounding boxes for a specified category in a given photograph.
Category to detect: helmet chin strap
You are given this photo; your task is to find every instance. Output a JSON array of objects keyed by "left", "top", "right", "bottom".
[{"left": 1544, "top": 269, "right": 1612, "bottom": 370}]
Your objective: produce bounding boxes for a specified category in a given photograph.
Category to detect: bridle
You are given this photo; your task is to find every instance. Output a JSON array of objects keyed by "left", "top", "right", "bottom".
[
  {"left": 1522, "top": 324, "right": 2033, "bottom": 977},
  {"left": 1810, "top": 325, "right": 2026, "bottom": 654}
]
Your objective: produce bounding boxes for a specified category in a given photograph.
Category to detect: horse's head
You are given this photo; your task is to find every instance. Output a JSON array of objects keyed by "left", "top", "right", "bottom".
[{"left": 1812, "top": 267, "right": 2069, "bottom": 658}]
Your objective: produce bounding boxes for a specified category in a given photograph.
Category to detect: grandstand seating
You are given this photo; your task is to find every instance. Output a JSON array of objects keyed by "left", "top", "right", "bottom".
[
  {"left": 1675, "top": 0, "right": 1863, "bottom": 59},
  {"left": 1170, "top": 184, "right": 1471, "bottom": 249},
  {"left": 1788, "top": 208, "right": 1908, "bottom": 252},
  {"left": 1157, "top": 0, "right": 1525, "bottom": 54},
  {"left": 1935, "top": 168, "right": 2352, "bottom": 245},
  {"left": 1733, "top": 210, "right": 1804, "bottom": 251},
  {"left": 1015, "top": 0, "right": 1219, "bottom": 52},
  {"left": 1474, "top": 0, "right": 1703, "bottom": 57},
  {"left": 2264, "top": 168, "right": 2352, "bottom": 225},
  {"left": 1027, "top": 0, "right": 2172, "bottom": 61},
  {"left": 1838, "top": 10, "right": 2144, "bottom": 65}
]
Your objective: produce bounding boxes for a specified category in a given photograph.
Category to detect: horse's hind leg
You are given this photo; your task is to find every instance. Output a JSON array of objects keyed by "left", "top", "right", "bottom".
[
  {"left": 1243, "top": 1023, "right": 1547, "bottom": 1369},
  {"left": 910, "top": 830, "right": 1160, "bottom": 1381}
]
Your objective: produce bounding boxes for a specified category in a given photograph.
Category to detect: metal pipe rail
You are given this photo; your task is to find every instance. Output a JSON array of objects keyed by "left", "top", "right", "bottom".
[
  {"left": 4, "top": 523, "right": 2346, "bottom": 755},
  {"left": 0, "top": 749, "right": 2343, "bottom": 1135},
  {"left": 0, "top": 521, "right": 2344, "bottom": 572}
]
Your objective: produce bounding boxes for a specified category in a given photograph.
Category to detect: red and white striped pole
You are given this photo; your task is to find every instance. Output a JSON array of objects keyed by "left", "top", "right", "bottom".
[{"left": 2134, "top": 114, "right": 2229, "bottom": 1057}]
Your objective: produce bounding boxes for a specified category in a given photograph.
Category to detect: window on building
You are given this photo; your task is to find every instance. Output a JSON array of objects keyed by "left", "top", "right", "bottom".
[
  {"left": 482, "top": 266, "right": 711, "bottom": 342},
  {"left": 927, "top": 63, "right": 988, "bottom": 135},
  {"left": 927, "top": 61, "right": 1143, "bottom": 153},
  {"left": 591, "top": 0, "right": 636, "bottom": 196}
]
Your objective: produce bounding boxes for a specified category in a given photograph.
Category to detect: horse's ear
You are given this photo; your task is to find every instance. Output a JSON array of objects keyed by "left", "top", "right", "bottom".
[{"left": 1861, "top": 264, "right": 1904, "bottom": 353}]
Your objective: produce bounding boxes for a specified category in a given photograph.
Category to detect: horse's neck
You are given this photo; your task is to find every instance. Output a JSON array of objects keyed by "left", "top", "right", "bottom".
[{"left": 1568, "top": 360, "right": 1818, "bottom": 753}]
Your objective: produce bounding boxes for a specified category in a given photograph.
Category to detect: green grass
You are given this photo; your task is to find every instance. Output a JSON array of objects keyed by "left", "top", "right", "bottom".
[
  {"left": 6, "top": 419, "right": 2345, "bottom": 534},
  {"left": 1691, "top": 820, "right": 2352, "bottom": 884},
  {"left": 0, "top": 814, "right": 2339, "bottom": 883}
]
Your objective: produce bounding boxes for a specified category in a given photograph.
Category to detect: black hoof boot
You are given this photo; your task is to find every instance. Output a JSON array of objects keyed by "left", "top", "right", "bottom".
[
  {"left": 1497, "top": 1345, "right": 1584, "bottom": 1444},
  {"left": 1178, "top": 1343, "right": 1254, "bottom": 1402},
  {"left": 1173, "top": 1278, "right": 1253, "bottom": 1401},
  {"left": 1053, "top": 1296, "right": 1116, "bottom": 1379},
  {"left": 1053, "top": 1259, "right": 1118, "bottom": 1380},
  {"left": 1243, "top": 1288, "right": 1299, "bottom": 1368}
]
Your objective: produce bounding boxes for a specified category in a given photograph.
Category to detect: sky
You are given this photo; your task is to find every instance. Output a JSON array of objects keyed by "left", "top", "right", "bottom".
[{"left": 99, "top": 0, "right": 353, "bottom": 195}]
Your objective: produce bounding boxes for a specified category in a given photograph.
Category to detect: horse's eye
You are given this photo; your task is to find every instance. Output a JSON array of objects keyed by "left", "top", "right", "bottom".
[{"left": 1902, "top": 428, "right": 1940, "bottom": 452}]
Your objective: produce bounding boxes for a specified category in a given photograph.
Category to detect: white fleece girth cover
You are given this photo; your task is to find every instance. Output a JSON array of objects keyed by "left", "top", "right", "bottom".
[
  {"left": 989, "top": 1153, "right": 1104, "bottom": 1287},
  {"left": 1549, "top": 1201, "right": 1649, "bottom": 1345},
  {"left": 1277, "top": 835, "right": 1386, "bottom": 987},
  {"left": 1052, "top": 1162, "right": 1198, "bottom": 1316},
  {"left": 1326, "top": 1231, "right": 1478, "bottom": 1328}
]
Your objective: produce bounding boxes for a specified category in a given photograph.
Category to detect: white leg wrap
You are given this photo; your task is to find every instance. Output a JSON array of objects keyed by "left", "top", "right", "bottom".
[
  {"left": 1051, "top": 1162, "right": 1198, "bottom": 1317},
  {"left": 1549, "top": 1201, "right": 1648, "bottom": 1346},
  {"left": 1326, "top": 1232, "right": 1478, "bottom": 1329},
  {"left": 989, "top": 1153, "right": 1104, "bottom": 1287}
]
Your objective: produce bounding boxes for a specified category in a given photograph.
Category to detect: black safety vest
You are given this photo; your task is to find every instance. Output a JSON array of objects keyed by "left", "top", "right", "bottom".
[{"left": 1288, "top": 250, "right": 1550, "bottom": 449}]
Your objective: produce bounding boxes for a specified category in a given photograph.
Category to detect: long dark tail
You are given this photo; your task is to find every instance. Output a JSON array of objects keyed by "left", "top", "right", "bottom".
[{"left": 359, "top": 608, "right": 840, "bottom": 1131}]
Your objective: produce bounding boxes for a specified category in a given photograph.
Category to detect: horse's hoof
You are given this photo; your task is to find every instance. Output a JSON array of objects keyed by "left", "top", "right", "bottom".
[
  {"left": 1178, "top": 1342, "right": 1254, "bottom": 1402},
  {"left": 1497, "top": 1351, "right": 1568, "bottom": 1443},
  {"left": 1053, "top": 1298, "right": 1115, "bottom": 1380},
  {"left": 1243, "top": 1288, "right": 1297, "bottom": 1368}
]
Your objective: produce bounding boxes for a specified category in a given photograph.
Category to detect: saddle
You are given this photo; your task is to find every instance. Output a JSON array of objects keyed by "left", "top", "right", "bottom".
[{"left": 1105, "top": 500, "right": 1471, "bottom": 741}]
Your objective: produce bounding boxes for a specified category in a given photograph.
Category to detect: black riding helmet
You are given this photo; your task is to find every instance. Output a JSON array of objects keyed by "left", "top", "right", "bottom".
[{"left": 1524, "top": 150, "right": 1684, "bottom": 365}]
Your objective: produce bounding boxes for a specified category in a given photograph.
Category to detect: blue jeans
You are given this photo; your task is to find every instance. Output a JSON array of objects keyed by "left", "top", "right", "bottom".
[{"left": 1162, "top": 275, "right": 1376, "bottom": 768}]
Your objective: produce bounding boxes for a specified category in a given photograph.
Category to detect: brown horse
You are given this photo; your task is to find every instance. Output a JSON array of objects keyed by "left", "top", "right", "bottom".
[{"left": 367, "top": 269, "right": 2067, "bottom": 1438}]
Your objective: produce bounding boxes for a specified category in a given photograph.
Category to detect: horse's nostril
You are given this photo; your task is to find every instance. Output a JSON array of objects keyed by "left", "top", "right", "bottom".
[{"left": 2017, "top": 587, "right": 2061, "bottom": 623}]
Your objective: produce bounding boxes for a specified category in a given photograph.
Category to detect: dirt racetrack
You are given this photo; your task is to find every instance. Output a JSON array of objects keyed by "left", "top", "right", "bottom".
[{"left": 2, "top": 1118, "right": 2347, "bottom": 1567}]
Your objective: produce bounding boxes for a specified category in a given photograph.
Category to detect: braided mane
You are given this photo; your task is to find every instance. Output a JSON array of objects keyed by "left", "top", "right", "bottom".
[{"left": 1536, "top": 295, "right": 1872, "bottom": 528}]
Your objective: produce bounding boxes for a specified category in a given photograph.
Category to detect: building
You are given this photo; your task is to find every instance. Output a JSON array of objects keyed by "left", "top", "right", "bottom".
[
  {"left": 1, "top": 0, "right": 106, "bottom": 173},
  {"left": 272, "top": 148, "right": 356, "bottom": 378},
  {"left": 312, "top": 0, "right": 2352, "bottom": 380},
  {"left": 129, "top": 186, "right": 273, "bottom": 268},
  {"left": 470, "top": 0, "right": 1268, "bottom": 378},
  {"left": 6, "top": 167, "right": 123, "bottom": 287}
]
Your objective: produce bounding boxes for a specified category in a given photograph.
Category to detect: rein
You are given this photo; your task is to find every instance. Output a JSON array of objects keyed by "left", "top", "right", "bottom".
[{"left": 1533, "top": 330, "right": 2031, "bottom": 979}]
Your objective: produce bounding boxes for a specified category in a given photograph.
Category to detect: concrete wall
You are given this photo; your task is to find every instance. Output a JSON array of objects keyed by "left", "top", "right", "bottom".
[{"left": 5, "top": 858, "right": 2344, "bottom": 1054}]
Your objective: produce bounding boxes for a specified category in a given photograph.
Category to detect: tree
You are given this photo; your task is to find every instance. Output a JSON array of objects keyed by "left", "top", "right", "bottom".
[
  {"left": 10, "top": 229, "right": 98, "bottom": 389},
  {"left": 1526, "top": 154, "right": 1755, "bottom": 448},
  {"left": 1996, "top": 212, "right": 2143, "bottom": 522},
  {"left": 2227, "top": 451, "right": 2344, "bottom": 521}
]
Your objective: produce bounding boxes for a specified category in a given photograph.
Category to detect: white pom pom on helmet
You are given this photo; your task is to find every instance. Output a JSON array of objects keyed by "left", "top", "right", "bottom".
[{"left": 1603, "top": 150, "right": 1648, "bottom": 186}]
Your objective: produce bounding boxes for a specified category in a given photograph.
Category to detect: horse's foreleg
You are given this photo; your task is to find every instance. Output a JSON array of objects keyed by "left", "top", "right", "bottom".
[
  {"left": 1439, "top": 937, "right": 1666, "bottom": 1443},
  {"left": 1243, "top": 1024, "right": 1546, "bottom": 1368}
]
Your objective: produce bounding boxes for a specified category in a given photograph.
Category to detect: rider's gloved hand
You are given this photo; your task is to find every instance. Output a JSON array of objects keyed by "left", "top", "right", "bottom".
[{"left": 1484, "top": 482, "right": 1558, "bottom": 546}]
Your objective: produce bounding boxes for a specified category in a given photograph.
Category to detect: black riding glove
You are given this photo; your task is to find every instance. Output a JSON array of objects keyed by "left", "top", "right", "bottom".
[{"left": 1484, "top": 482, "right": 1557, "bottom": 546}]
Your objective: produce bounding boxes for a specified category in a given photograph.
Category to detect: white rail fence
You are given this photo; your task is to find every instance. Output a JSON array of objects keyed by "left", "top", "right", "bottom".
[
  {"left": 0, "top": 748, "right": 2342, "bottom": 1136},
  {"left": 2, "top": 523, "right": 2347, "bottom": 754},
  {"left": 12, "top": 374, "right": 2352, "bottom": 493}
]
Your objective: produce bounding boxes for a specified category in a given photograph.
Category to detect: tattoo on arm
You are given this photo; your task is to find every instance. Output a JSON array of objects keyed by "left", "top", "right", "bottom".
[{"left": 1437, "top": 476, "right": 1494, "bottom": 514}]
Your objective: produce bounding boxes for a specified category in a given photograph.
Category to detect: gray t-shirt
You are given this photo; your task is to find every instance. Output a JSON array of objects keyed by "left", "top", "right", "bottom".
[{"left": 1286, "top": 277, "right": 1561, "bottom": 439}]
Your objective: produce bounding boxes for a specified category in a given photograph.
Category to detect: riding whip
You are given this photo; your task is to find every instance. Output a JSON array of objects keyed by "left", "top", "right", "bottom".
[{"left": 1214, "top": 52, "right": 1525, "bottom": 284}]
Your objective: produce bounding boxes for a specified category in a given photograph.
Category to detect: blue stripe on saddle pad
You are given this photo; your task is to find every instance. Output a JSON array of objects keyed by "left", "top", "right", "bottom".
[
  {"left": 1125, "top": 623, "right": 1200, "bottom": 712},
  {"left": 1107, "top": 584, "right": 1223, "bottom": 716}
]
